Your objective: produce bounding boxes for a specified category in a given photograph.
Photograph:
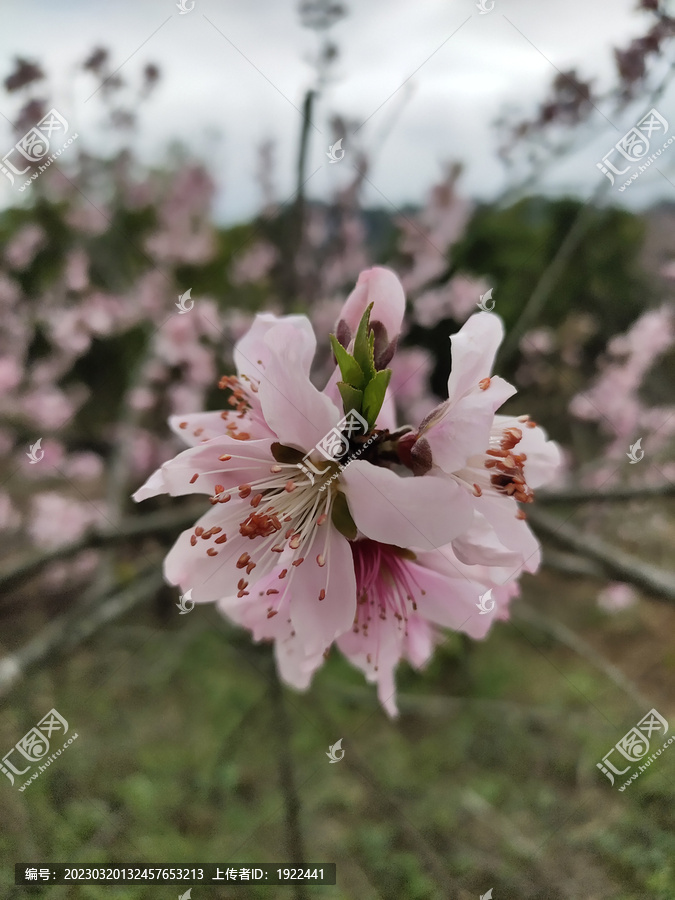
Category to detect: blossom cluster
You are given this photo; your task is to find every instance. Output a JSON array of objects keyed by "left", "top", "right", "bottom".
[{"left": 135, "top": 268, "right": 561, "bottom": 714}]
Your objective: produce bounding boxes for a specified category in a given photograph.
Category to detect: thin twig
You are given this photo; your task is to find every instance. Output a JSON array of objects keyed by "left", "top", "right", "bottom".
[
  {"left": 267, "top": 654, "right": 308, "bottom": 900},
  {"left": 0, "top": 506, "right": 201, "bottom": 594},
  {"left": 542, "top": 548, "right": 605, "bottom": 578},
  {"left": 528, "top": 507, "right": 675, "bottom": 603},
  {"left": 538, "top": 483, "right": 675, "bottom": 503},
  {"left": 498, "top": 181, "right": 610, "bottom": 367},
  {"left": 0, "top": 565, "right": 165, "bottom": 700}
]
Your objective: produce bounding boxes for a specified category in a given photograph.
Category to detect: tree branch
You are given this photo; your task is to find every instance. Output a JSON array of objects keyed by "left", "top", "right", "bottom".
[
  {"left": 266, "top": 655, "right": 308, "bottom": 900},
  {"left": 538, "top": 483, "right": 675, "bottom": 504},
  {"left": 527, "top": 507, "right": 675, "bottom": 603},
  {"left": 0, "top": 506, "right": 201, "bottom": 594},
  {"left": 0, "top": 564, "right": 165, "bottom": 700}
]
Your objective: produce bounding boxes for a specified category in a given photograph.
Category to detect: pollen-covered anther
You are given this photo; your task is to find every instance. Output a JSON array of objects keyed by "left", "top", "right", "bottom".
[
  {"left": 316, "top": 554, "right": 326, "bottom": 567},
  {"left": 270, "top": 464, "right": 282, "bottom": 473},
  {"left": 473, "top": 483, "right": 482, "bottom": 497},
  {"left": 292, "top": 557, "right": 304, "bottom": 567},
  {"left": 289, "top": 534, "right": 301, "bottom": 550},
  {"left": 317, "top": 513, "right": 327, "bottom": 526},
  {"left": 284, "top": 480, "right": 296, "bottom": 493},
  {"left": 240, "top": 511, "right": 282, "bottom": 539},
  {"left": 478, "top": 377, "right": 491, "bottom": 390}
]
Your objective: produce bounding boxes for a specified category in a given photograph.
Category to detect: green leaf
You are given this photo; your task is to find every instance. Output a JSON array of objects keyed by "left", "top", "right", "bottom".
[
  {"left": 329, "top": 334, "right": 365, "bottom": 389},
  {"left": 352, "top": 303, "right": 376, "bottom": 382},
  {"left": 331, "top": 490, "right": 357, "bottom": 540},
  {"left": 337, "top": 382, "right": 363, "bottom": 417},
  {"left": 362, "top": 368, "right": 391, "bottom": 429},
  {"left": 270, "top": 442, "right": 305, "bottom": 464}
]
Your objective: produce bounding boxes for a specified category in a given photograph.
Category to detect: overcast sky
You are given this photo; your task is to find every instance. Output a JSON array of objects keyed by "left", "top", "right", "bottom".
[{"left": 1, "top": 0, "right": 674, "bottom": 221}]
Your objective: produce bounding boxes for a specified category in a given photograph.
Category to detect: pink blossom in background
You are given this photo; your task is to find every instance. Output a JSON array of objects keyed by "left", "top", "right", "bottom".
[
  {"left": 399, "top": 166, "right": 472, "bottom": 293},
  {"left": 146, "top": 165, "right": 216, "bottom": 265},
  {"left": 65, "top": 204, "right": 111, "bottom": 236},
  {"left": 21, "top": 385, "right": 86, "bottom": 430},
  {"left": 0, "top": 273, "right": 20, "bottom": 306},
  {"left": 20, "top": 438, "right": 65, "bottom": 475},
  {"left": 597, "top": 582, "right": 638, "bottom": 613},
  {"left": 230, "top": 241, "right": 278, "bottom": 286},
  {"left": 28, "top": 492, "right": 103, "bottom": 549},
  {"left": 63, "top": 248, "right": 90, "bottom": 292},
  {"left": 0, "top": 357, "right": 22, "bottom": 393},
  {"left": 0, "top": 492, "right": 21, "bottom": 532},
  {"left": 569, "top": 305, "right": 675, "bottom": 454},
  {"left": 520, "top": 327, "right": 555, "bottom": 355},
  {"left": 4, "top": 224, "right": 46, "bottom": 270},
  {"left": 64, "top": 452, "right": 105, "bottom": 482}
]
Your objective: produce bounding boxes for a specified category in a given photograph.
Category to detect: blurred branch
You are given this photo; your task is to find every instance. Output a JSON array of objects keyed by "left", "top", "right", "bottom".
[
  {"left": 498, "top": 180, "right": 611, "bottom": 367},
  {"left": 285, "top": 88, "right": 316, "bottom": 308},
  {"left": 0, "top": 564, "right": 164, "bottom": 701},
  {"left": 266, "top": 655, "right": 308, "bottom": 900},
  {"left": 514, "top": 601, "right": 650, "bottom": 709},
  {"left": 527, "top": 507, "right": 675, "bottom": 603},
  {"left": 0, "top": 506, "right": 201, "bottom": 594},
  {"left": 542, "top": 548, "right": 604, "bottom": 578},
  {"left": 538, "top": 483, "right": 675, "bottom": 503}
]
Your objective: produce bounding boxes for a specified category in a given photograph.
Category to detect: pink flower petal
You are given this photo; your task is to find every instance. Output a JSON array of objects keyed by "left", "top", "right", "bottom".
[
  {"left": 336, "top": 266, "right": 405, "bottom": 343},
  {"left": 447, "top": 311, "right": 504, "bottom": 401},
  {"left": 341, "top": 461, "right": 473, "bottom": 549}
]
